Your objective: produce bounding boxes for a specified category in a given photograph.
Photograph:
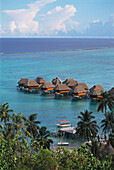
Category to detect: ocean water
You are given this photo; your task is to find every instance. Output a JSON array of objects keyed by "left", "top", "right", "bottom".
[{"left": 0, "top": 38, "right": 114, "bottom": 147}]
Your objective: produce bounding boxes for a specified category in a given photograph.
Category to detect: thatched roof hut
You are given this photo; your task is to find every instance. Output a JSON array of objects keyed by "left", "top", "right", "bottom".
[
  {"left": 63, "top": 78, "right": 75, "bottom": 84},
  {"left": 35, "top": 77, "right": 46, "bottom": 84},
  {"left": 52, "top": 77, "right": 62, "bottom": 85},
  {"left": 54, "top": 84, "right": 71, "bottom": 93},
  {"left": 77, "top": 83, "right": 89, "bottom": 90},
  {"left": 40, "top": 82, "right": 55, "bottom": 91},
  {"left": 24, "top": 80, "right": 39, "bottom": 89},
  {"left": 71, "top": 85, "right": 87, "bottom": 96},
  {"left": 108, "top": 87, "right": 114, "bottom": 97},
  {"left": 66, "top": 80, "right": 78, "bottom": 89},
  {"left": 18, "top": 78, "right": 29, "bottom": 87},
  {"left": 89, "top": 84, "right": 105, "bottom": 97},
  {"left": 62, "top": 78, "right": 78, "bottom": 89}
]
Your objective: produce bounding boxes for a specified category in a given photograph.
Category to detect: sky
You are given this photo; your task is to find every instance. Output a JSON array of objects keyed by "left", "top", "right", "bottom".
[{"left": 0, "top": 0, "right": 114, "bottom": 37}]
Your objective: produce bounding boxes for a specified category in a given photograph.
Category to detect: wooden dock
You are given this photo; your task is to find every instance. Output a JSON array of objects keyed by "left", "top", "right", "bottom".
[{"left": 58, "top": 127, "right": 77, "bottom": 138}]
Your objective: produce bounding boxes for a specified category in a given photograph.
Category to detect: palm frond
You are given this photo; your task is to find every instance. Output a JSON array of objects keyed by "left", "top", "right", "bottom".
[{"left": 29, "top": 113, "right": 37, "bottom": 121}]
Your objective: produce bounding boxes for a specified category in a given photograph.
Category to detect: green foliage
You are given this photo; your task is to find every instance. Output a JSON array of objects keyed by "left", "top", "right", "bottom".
[
  {"left": 101, "top": 111, "right": 114, "bottom": 134},
  {"left": 109, "top": 132, "right": 114, "bottom": 148},
  {"left": 0, "top": 139, "right": 113, "bottom": 169},
  {"left": 0, "top": 103, "right": 113, "bottom": 169},
  {"left": 0, "top": 139, "right": 18, "bottom": 169},
  {"left": 76, "top": 110, "right": 99, "bottom": 141},
  {"left": 35, "top": 126, "right": 53, "bottom": 149},
  {"left": 54, "top": 145, "right": 113, "bottom": 170},
  {"left": 0, "top": 103, "right": 13, "bottom": 124},
  {"left": 23, "top": 113, "right": 41, "bottom": 138},
  {"left": 97, "top": 91, "right": 114, "bottom": 115}
]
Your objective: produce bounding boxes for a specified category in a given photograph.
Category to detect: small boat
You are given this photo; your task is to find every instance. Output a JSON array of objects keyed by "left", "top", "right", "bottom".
[
  {"left": 58, "top": 142, "right": 69, "bottom": 146},
  {"left": 56, "top": 120, "right": 71, "bottom": 127}
]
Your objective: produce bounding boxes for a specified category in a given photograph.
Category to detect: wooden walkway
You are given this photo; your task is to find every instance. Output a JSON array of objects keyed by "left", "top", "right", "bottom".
[{"left": 59, "top": 127, "right": 77, "bottom": 134}]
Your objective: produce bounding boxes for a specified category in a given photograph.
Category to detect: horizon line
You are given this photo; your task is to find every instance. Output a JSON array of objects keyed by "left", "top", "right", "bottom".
[{"left": 0, "top": 36, "right": 114, "bottom": 39}]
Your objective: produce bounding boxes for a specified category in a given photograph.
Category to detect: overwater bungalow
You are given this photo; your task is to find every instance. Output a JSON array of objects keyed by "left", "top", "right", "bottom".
[
  {"left": 71, "top": 84, "right": 88, "bottom": 97},
  {"left": 54, "top": 84, "right": 71, "bottom": 94},
  {"left": 35, "top": 77, "right": 46, "bottom": 85},
  {"left": 63, "top": 78, "right": 75, "bottom": 84},
  {"left": 40, "top": 82, "right": 55, "bottom": 92},
  {"left": 17, "top": 78, "right": 29, "bottom": 88},
  {"left": 89, "top": 84, "right": 105, "bottom": 98},
  {"left": 108, "top": 87, "right": 114, "bottom": 97},
  {"left": 24, "top": 80, "right": 39, "bottom": 92},
  {"left": 77, "top": 83, "right": 89, "bottom": 90},
  {"left": 66, "top": 80, "right": 78, "bottom": 89},
  {"left": 52, "top": 77, "right": 62, "bottom": 85}
]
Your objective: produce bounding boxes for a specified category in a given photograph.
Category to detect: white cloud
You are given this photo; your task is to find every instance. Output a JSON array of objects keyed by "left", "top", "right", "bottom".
[
  {"left": 9, "top": 21, "right": 17, "bottom": 33},
  {"left": 28, "top": 0, "right": 56, "bottom": 10},
  {"left": 3, "top": 0, "right": 78, "bottom": 36},
  {"left": 67, "top": 18, "right": 80, "bottom": 30},
  {"left": 4, "top": 0, "right": 56, "bottom": 35},
  {"left": 39, "top": 5, "right": 77, "bottom": 35},
  {"left": 92, "top": 19, "right": 100, "bottom": 23},
  {"left": 0, "top": 24, "right": 5, "bottom": 34},
  {"left": 84, "top": 15, "right": 114, "bottom": 37}
]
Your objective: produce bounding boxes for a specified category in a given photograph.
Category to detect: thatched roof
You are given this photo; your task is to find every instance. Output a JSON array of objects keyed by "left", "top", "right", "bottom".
[
  {"left": 52, "top": 77, "right": 62, "bottom": 85},
  {"left": 89, "top": 84, "right": 105, "bottom": 96},
  {"left": 35, "top": 77, "right": 46, "bottom": 84},
  {"left": 108, "top": 87, "right": 114, "bottom": 97},
  {"left": 77, "top": 83, "right": 89, "bottom": 90},
  {"left": 71, "top": 85, "right": 87, "bottom": 94},
  {"left": 66, "top": 80, "right": 78, "bottom": 88},
  {"left": 62, "top": 78, "right": 75, "bottom": 84},
  {"left": 40, "top": 82, "right": 55, "bottom": 89},
  {"left": 54, "top": 84, "right": 71, "bottom": 91},
  {"left": 24, "top": 80, "right": 39, "bottom": 87},
  {"left": 18, "top": 78, "right": 29, "bottom": 85}
]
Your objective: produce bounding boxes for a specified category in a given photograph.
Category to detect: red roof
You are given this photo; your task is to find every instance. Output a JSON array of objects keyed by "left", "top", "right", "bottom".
[{"left": 58, "top": 120, "right": 69, "bottom": 122}]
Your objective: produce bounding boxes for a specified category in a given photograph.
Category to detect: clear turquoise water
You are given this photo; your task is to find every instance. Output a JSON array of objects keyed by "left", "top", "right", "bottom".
[{"left": 0, "top": 48, "right": 114, "bottom": 147}]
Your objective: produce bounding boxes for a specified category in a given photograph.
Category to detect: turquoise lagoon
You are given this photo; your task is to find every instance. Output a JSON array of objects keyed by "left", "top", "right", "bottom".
[{"left": 0, "top": 45, "right": 114, "bottom": 147}]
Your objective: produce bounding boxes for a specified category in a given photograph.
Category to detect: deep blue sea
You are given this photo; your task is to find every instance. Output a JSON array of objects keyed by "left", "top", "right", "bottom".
[{"left": 0, "top": 38, "right": 114, "bottom": 147}]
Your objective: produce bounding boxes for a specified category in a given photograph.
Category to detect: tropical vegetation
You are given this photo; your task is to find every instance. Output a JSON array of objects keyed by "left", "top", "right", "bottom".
[
  {"left": 76, "top": 110, "right": 99, "bottom": 141},
  {"left": 97, "top": 91, "right": 114, "bottom": 115},
  {"left": 0, "top": 102, "right": 113, "bottom": 169},
  {"left": 101, "top": 111, "right": 114, "bottom": 134}
]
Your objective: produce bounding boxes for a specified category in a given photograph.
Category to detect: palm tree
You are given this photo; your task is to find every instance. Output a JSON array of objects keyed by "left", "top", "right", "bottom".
[
  {"left": 108, "top": 132, "right": 114, "bottom": 148},
  {"left": 97, "top": 91, "right": 114, "bottom": 115},
  {"left": 2, "top": 123, "right": 14, "bottom": 141},
  {"left": 35, "top": 126, "right": 53, "bottom": 149},
  {"left": 76, "top": 110, "right": 99, "bottom": 141},
  {"left": 12, "top": 113, "right": 24, "bottom": 134},
  {"left": 23, "top": 113, "right": 41, "bottom": 138},
  {"left": 0, "top": 124, "right": 4, "bottom": 140},
  {"left": 87, "top": 139, "right": 101, "bottom": 158},
  {"left": 0, "top": 103, "right": 13, "bottom": 125},
  {"left": 101, "top": 111, "right": 114, "bottom": 135},
  {"left": 9, "top": 113, "right": 32, "bottom": 154},
  {"left": 11, "top": 113, "right": 31, "bottom": 138}
]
